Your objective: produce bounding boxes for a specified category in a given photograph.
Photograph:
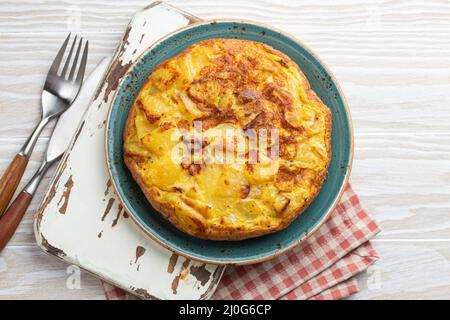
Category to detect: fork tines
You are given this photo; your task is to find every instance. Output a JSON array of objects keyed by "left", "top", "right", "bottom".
[{"left": 49, "top": 33, "right": 89, "bottom": 84}]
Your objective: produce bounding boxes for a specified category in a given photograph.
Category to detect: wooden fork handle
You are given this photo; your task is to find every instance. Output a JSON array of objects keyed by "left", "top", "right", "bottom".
[
  {"left": 0, "top": 191, "right": 32, "bottom": 251},
  {"left": 0, "top": 154, "right": 28, "bottom": 218}
]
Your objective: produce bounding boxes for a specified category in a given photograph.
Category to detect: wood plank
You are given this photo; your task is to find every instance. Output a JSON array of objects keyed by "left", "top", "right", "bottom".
[
  {"left": 353, "top": 133, "right": 450, "bottom": 239},
  {"left": 352, "top": 241, "right": 450, "bottom": 299},
  {"left": 1, "top": 0, "right": 450, "bottom": 33},
  {"left": 1, "top": 29, "right": 450, "bottom": 138},
  {"left": 0, "top": 33, "right": 119, "bottom": 138},
  {"left": 0, "top": 245, "right": 105, "bottom": 299}
]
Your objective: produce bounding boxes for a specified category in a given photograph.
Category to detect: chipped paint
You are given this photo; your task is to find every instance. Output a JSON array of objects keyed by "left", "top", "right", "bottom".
[
  {"left": 190, "top": 265, "right": 212, "bottom": 286},
  {"left": 101, "top": 198, "right": 115, "bottom": 221},
  {"left": 182, "top": 13, "right": 200, "bottom": 25},
  {"left": 35, "top": 160, "right": 68, "bottom": 226},
  {"left": 112, "top": 204, "right": 123, "bottom": 227},
  {"left": 120, "top": 25, "right": 132, "bottom": 52},
  {"left": 135, "top": 245, "right": 146, "bottom": 263},
  {"left": 98, "top": 231, "right": 103, "bottom": 238},
  {"left": 93, "top": 23, "right": 131, "bottom": 102},
  {"left": 131, "top": 287, "right": 158, "bottom": 300},
  {"left": 57, "top": 175, "right": 74, "bottom": 214},
  {"left": 72, "top": 120, "right": 85, "bottom": 145},
  {"left": 199, "top": 266, "right": 226, "bottom": 300},
  {"left": 171, "top": 259, "right": 191, "bottom": 294},
  {"left": 111, "top": 211, "right": 121, "bottom": 227},
  {"left": 41, "top": 235, "right": 66, "bottom": 258},
  {"left": 102, "top": 59, "right": 133, "bottom": 103},
  {"left": 101, "top": 23, "right": 133, "bottom": 102},
  {"left": 104, "top": 179, "right": 112, "bottom": 196},
  {"left": 167, "top": 253, "right": 178, "bottom": 273}
]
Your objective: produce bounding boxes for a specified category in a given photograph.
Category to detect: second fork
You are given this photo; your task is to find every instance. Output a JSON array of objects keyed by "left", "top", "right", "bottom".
[{"left": 0, "top": 33, "right": 88, "bottom": 217}]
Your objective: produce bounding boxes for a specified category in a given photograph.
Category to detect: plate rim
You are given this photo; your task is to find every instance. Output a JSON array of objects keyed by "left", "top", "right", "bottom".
[{"left": 104, "top": 18, "right": 354, "bottom": 266}]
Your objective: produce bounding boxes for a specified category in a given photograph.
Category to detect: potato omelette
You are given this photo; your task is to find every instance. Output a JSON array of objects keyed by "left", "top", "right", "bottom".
[{"left": 123, "top": 38, "right": 331, "bottom": 240}]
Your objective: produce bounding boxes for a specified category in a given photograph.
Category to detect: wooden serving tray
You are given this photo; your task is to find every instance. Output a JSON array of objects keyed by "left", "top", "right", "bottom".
[{"left": 34, "top": 1, "right": 224, "bottom": 300}]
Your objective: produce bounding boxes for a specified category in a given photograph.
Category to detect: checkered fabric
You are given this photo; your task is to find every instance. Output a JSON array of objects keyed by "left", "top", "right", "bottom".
[
  {"left": 278, "top": 241, "right": 377, "bottom": 300},
  {"left": 103, "top": 183, "right": 380, "bottom": 300},
  {"left": 311, "top": 277, "right": 360, "bottom": 300},
  {"left": 102, "top": 281, "right": 127, "bottom": 300}
]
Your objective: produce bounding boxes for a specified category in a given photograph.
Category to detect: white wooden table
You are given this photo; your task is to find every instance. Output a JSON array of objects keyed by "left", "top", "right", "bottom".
[{"left": 0, "top": 0, "right": 449, "bottom": 300}]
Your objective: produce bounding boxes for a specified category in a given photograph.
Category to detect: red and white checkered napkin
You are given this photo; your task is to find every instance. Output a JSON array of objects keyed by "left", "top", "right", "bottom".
[{"left": 103, "top": 183, "right": 380, "bottom": 300}]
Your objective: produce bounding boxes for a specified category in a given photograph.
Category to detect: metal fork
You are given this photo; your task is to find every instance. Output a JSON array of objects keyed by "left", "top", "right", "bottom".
[{"left": 0, "top": 33, "right": 88, "bottom": 217}]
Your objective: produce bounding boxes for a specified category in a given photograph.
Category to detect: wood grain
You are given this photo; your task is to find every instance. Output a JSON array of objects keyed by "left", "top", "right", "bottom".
[
  {"left": 1, "top": 33, "right": 449, "bottom": 137},
  {"left": 352, "top": 241, "right": 450, "bottom": 299},
  {"left": 0, "top": 0, "right": 449, "bottom": 299},
  {"left": 0, "top": 245, "right": 105, "bottom": 299}
]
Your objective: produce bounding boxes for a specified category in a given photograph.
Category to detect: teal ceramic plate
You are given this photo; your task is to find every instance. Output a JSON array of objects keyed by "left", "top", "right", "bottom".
[{"left": 106, "top": 20, "right": 353, "bottom": 265}]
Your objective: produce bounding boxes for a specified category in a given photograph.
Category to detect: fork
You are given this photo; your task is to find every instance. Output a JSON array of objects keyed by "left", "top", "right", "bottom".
[{"left": 0, "top": 33, "right": 88, "bottom": 217}]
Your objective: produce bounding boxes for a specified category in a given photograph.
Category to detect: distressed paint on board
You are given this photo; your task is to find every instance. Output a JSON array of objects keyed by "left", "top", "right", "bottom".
[{"left": 33, "top": 1, "right": 225, "bottom": 300}]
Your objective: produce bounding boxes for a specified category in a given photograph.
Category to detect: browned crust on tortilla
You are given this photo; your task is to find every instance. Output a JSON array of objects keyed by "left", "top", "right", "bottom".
[{"left": 123, "top": 38, "right": 332, "bottom": 241}]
